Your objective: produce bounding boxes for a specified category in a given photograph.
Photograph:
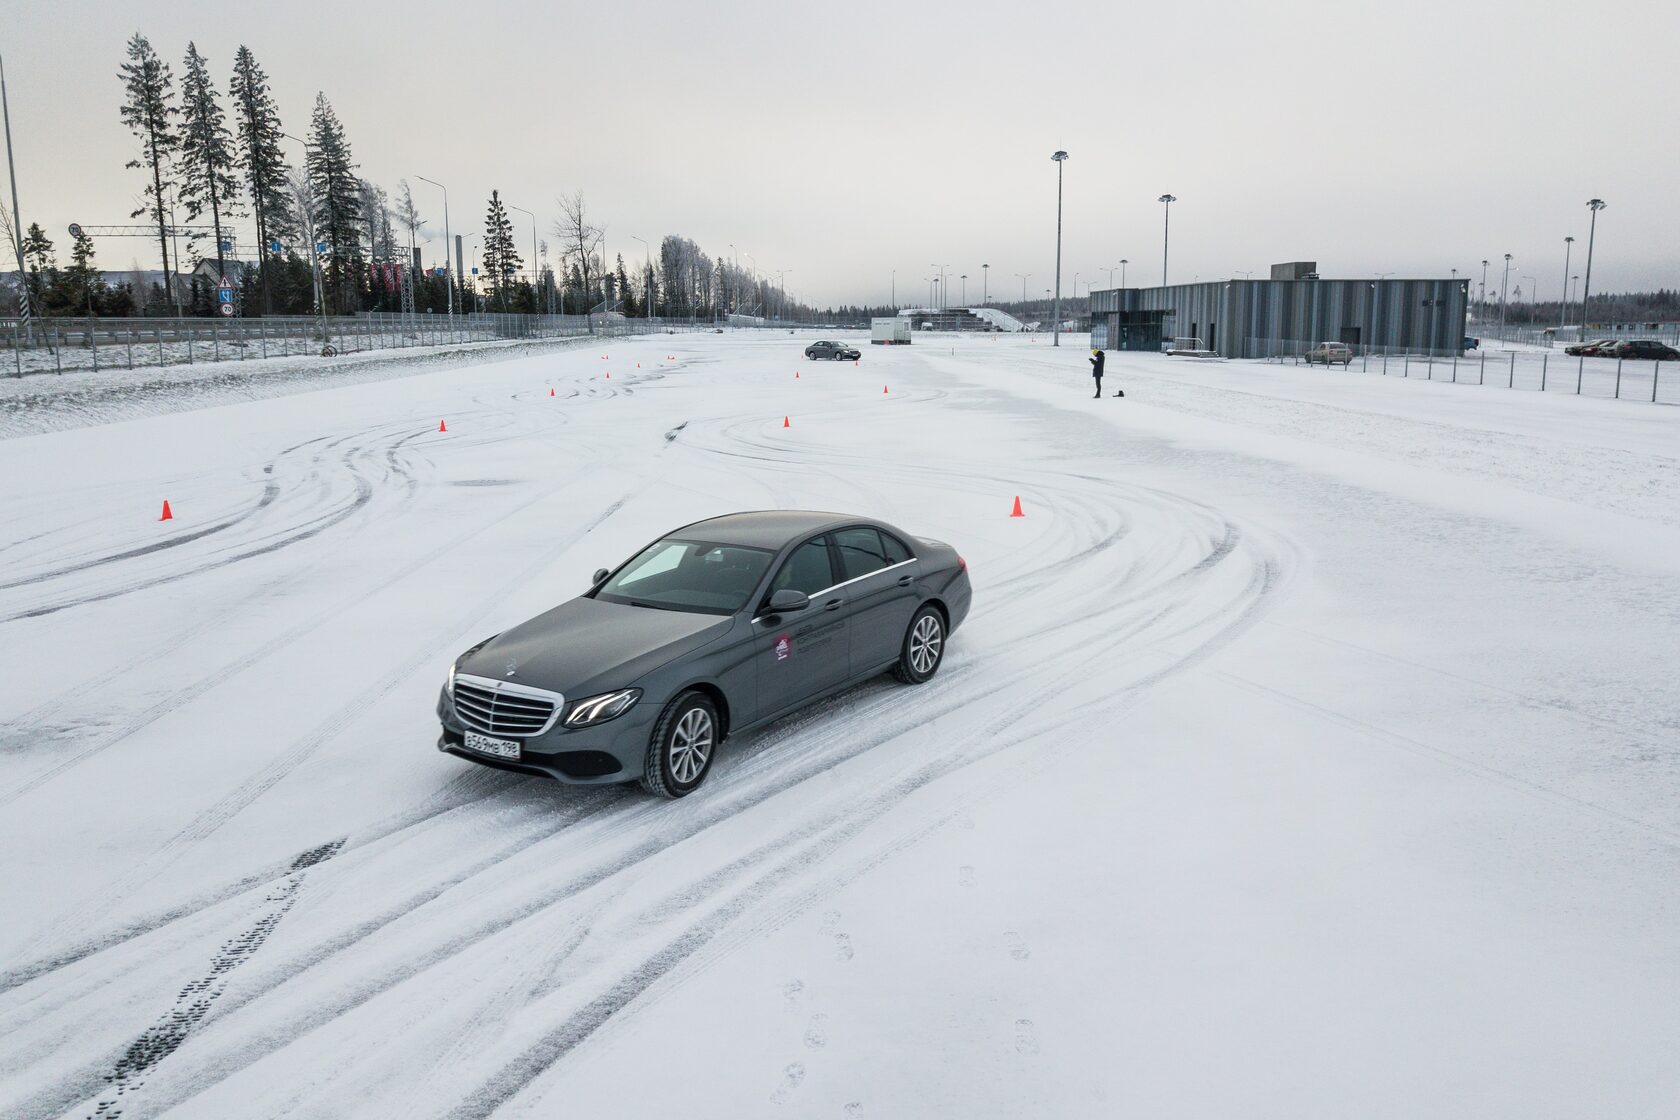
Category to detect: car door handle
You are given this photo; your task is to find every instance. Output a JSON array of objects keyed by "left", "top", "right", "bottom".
[
  {"left": 896, "top": 575, "right": 914, "bottom": 586},
  {"left": 822, "top": 597, "right": 844, "bottom": 611}
]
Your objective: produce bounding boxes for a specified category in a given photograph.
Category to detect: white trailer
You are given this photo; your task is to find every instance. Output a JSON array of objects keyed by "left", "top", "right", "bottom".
[{"left": 871, "top": 317, "right": 912, "bottom": 345}]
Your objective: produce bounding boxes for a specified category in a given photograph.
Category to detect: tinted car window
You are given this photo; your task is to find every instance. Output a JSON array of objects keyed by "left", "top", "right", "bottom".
[
  {"left": 771, "top": 536, "right": 835, "bottom": 596},
  {"left": 597, "top": 539, "right": 774, "bottom": 615},
  {"left": 880, "top": 531, "right": 911, "bottom": 565},
  {"left": 834, "top": 527, "right": 892, "bottom": 580}
]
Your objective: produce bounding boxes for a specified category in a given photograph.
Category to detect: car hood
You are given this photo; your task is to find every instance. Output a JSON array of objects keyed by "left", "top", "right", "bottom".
[{"left": 459, "top": 596, "right": 731, "bottom": 698}]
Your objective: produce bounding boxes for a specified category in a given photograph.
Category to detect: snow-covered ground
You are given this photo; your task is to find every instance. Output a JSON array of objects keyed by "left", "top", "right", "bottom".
[{"left": 1, "top": 333, "right": 1676, "bottom": 1118}]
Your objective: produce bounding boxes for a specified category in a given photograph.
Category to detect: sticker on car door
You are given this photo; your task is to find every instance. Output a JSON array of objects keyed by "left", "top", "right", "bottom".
[{"left": 774, "top": 633, "right": 791, "bottom": 661}]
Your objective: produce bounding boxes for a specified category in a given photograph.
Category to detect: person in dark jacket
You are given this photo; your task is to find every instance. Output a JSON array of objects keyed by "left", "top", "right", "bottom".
[{"left": 1090, "top": 348, "right": 1121, "bottom": 397}]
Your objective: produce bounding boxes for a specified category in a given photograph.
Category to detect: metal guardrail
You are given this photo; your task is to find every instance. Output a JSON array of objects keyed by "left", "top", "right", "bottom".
[{"left": 3, "top": 313, "right": 718, "bottom": 377}]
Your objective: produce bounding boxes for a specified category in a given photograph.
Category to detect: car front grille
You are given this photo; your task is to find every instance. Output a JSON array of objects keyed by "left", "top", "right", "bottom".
[{"left": 451, "top": 674, "right": 563, "bottom": 738}]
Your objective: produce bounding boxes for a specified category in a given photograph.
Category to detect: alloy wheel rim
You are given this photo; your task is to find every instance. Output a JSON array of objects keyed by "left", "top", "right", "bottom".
[
  {"left": 669, "top": 708, "right": 714, "bottom": 784},
  {"left": 909, "top": 615, "right": 943, "bottom": 674}
]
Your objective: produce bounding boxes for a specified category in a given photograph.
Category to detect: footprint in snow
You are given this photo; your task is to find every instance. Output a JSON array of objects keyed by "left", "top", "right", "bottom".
[
  {"left": 959, "top": 866, "right": 976, "bottom": 888},
  {"left": 844, "top": 1104, "right": 865, "bottom": 1117},
  {"left": 770, "top": 1062, "right": 806, "bottom": 1104},
  {"left": 819, "top": 909, "right": 842, "bottom": 932},
  {"left": 1004, "top": 931, "right": 1030, "bottom": 960},
  {"left": 1014, "top": 1018, "right": 1040, "bottom": 1055},
  {"left": 782, "top": 978, "right": 804, "bottom": 1008},
  {"left": 804, "top": 1013, "right": 829, "bottom": 1049},
  {"left": 833, "top": 933, "right": 854, "bottom": 962}
]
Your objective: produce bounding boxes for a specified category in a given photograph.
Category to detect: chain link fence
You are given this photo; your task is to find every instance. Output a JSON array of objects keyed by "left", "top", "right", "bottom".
[
  {"left": 2, "top": 313, "right": 717, "bottom": 377},
  {"left": 1250, "top": 337, "right": 1678, "bottom": 404}
]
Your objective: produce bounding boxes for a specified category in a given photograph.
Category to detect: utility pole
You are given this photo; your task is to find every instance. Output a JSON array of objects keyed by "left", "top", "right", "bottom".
[
  {"left": 981, "top": 263, "right": 988, "bottom": 304},
  {"left": 1157, "top": 195, "right": 1176, "bottom": 286},
  {"left": 1121, "top": 258, "right": 1128, "bottom": 289},
  {"left": 1052, "top": 151, "right": 1068, "bottom": 345},
  {"left": 632, "top": 234, "right": 652, "bottom": 318},
  {"left": 1480, "top": 259, "right": 1488, "bottom": 321},
  {"left": 510, "top": 203, "right": 537, "bottom": 314},
  {"left": 1579, "top": 199, "right": 1605, "bottom": 339}
]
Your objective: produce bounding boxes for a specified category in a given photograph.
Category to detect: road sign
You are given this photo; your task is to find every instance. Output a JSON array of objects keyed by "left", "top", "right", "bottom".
[
  {"left": 67, "top": 222, "right": 83, "bottom": 238},
  {"left": 218, "top": 288, "right": 233, "bottom": 303},
  {"left": 316, "top": 242, "right": 327, "bottom": 255},
  {"left": 219, "top": 239, "right": 232, "bottom": 253},
  {"left": 434, "top": 267, "right": 446, "bottom": 278},
  {"left": 269, "top": 240, "right": 282, "bottom": 253},
  {"left": 470, "top": 267, "right": 479, "bottom": 276},
  {"left": 219, "top": 302, "right": 235, "bottom": 318}
]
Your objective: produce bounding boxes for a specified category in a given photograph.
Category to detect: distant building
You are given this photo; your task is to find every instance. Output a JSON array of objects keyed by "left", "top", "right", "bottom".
[{"left": 1090, "top": 263, "right": 1469, "bottom": 357}]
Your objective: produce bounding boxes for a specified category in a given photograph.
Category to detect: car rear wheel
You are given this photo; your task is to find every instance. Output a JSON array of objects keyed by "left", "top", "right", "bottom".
[
  {"left": 639, "top": 691, "right": 718, "bottom": 798},
  {"left": 893, "top": 606, "right": 946, "bottom": 684}
]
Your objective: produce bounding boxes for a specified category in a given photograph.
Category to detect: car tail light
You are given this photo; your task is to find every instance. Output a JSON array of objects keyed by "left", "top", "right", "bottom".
[{"left": 958, "top": 556, "right": 967, "bottom": 572}]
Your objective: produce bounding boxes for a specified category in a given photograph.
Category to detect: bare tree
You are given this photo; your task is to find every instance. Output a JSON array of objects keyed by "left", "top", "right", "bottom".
[
  {"left": 552, "top": 190, "right": 603, "bottom": 321},
  {"left": 394, "top": 178, "right": 423, "bottom": 262}
]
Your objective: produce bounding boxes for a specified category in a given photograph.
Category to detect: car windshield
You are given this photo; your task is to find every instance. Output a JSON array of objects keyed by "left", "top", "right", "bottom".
[{"left": 595, "top": 538, "right": 774, "bottom": 615}]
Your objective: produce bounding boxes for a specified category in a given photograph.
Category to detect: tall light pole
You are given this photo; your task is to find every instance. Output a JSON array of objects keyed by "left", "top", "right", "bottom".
[
  {"left": 1580, "top": 199, "right": 1605, "bottom": 340},
  {"left": 1479, "top": 259, "right": 1488, "bottom": 321},
  {"left": 630, "top": 234, "right": 653, "bottom": 318},
  {"left": 960, "top": 273, "right": 967, "bottom": 305},
  {"left": 1, "top": 51, "right": 32, "bottom": 329},
  {"left": 1499, "top": 254, "right": 1512, "bottom": 340},
  {"left": 509, "top": 203, "right": 537, "bottom": 312},
  {"left": 891, "top": 269, "right": 895, "bottom": 309},
  {"left": 416, "top": 175, "right": 452, "bottom": 316},
  {"left": 777, "top": 269, "right": 791, "bottom": 320},
  {"left": 1521, "top": 276, "right": 1537, "bottom": 325},
  {"left": 1559, "top": 236, "right": 1574, "bottom": 329},
  {"left": 981, "top": 263, "right": 989, "bottom": 304},
  {"left": 1051, "top": 150, "right": 1068, "bottom": 345},
  {"left": 1014, "top": 272, "right": 1029, "bottom": 305},
  {"left": 1157, "top": 195, "right": 1176, "bottom": 286},
  {"left": 1120, "top": 258, "right": 1128, "bottom": 289},
  {"left": 930, "top": 264, "right": 941, "bottom": 309}
]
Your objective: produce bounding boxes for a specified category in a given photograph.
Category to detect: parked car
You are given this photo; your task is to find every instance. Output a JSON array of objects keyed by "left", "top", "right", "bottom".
[
  {"left": 1304, "top": 341, "right": 1353, "bottom": 367},
  {"left": 804, "top": 340, "right": 862, "bottom": 361},
  {"left": 1463, "top": 336, "right": 1480, "bottom": 351},
  {"left": 1565, "top": 338, "right": 1618, "bottom": 356},
  {"left": 1612, "top": 339, "right": 1680, "bottom": 361},
  {"left": 437, "top": 511, "right": 973, "bottom": 798}
]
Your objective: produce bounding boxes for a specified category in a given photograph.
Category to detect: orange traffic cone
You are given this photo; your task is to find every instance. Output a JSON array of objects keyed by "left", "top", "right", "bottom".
[
  {"left": 637, "top": 362, "right": 641, "bottom": 368},
  {"left": 605, "top": 371, "right": 611, "bottom": 379},
  {"left": 854, "top": 360, "right": 859, "bottom": 367},
  {"left": 882, "top": 385, "right": 889, "bottom": 394},
  {"left": 549, "top": 387, "right": 555, "bottom": 396},
  {"left": 795, "top": 370, "right": 800, "bottom": 379},
  {"left": 438, "top": 420, "right": 448, "bottom": 432},
  {"left": 1009, "top": 496, "right": 1025, "bottom": 518},
  {"left": 783, "top": 416, "right": 790, "bottom": 428},
  {"left": 159, "top": 500, "right": 173, "bottom": 521}
]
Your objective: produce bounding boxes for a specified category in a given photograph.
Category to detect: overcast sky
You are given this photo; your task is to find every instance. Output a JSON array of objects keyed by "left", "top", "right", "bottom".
[{"left": 5, "top": 0, "right": 1676, "bottom": 306}]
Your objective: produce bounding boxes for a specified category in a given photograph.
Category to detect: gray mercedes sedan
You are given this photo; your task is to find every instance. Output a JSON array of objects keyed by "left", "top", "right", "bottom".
[{"left": 437, "top": 511, "right": 972, "bottom": 798}]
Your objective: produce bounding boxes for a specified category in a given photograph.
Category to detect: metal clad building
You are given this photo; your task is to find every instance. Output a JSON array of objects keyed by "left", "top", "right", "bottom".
[{"left": 1091, "top": 276, "right": 1469, "bottom": 358}]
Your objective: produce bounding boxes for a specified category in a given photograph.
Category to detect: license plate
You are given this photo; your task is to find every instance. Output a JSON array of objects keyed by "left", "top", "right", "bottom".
[{"left": 463, "top": 731, "right": 520, "bottom": 760}]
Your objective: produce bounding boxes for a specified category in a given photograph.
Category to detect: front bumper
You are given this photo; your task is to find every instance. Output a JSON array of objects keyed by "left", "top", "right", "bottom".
[{"left": 436, "top": 686, "right": 654, "bottom": 784}]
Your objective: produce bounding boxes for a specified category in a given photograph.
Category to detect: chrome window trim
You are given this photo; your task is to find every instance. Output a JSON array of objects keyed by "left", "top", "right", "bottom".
[
  {"left": 451, "top": 673, "right": 566, "bottom": 736},
  {"left": 753, "top": 558, "right": 916, "bottom": 622}
]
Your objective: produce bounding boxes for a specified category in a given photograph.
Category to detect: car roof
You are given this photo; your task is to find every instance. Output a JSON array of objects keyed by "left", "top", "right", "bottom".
[{"left": 674, "top": 510, "right": 877, "bottom": 549}]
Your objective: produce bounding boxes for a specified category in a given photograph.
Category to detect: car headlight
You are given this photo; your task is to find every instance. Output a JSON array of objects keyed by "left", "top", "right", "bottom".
[{"left": 564, "top": 688, "right": 643, "bottom": 728}]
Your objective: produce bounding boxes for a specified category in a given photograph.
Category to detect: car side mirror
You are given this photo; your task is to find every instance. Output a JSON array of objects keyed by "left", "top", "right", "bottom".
[
  {"left": 592, "top": 568, "right": 610, "bottom": 586},
  {"left": 767, "top": 588, "right": 810, "bottom": 614}
]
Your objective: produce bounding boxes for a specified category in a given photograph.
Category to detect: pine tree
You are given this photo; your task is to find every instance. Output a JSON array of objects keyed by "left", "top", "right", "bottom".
[
  {"left": 55, "top": 227, "right": 105, "bottom": 315},
  {"left": 21, "top": 223, "right": 55, "bottom": 312},
  {"left": 481, "top": 190, "right": 521, "bottom": 310},
  {"left": 615, "top": 253, "right": 634, "bottom": 316},
  {"left": 118, "top": 34, "right": 180, "bottom": 313},
  {"left": 230, "top": 45, "right": 294, "bottom": 313},
  {"left": 304, "top": 93, "right": 361, "bottom": 313},
  {"left": 178, "top": 42, "right": 242, "bottom": 283}
]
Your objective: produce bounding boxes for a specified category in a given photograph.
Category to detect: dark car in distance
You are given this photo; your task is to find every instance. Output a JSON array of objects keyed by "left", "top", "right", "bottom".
[
  {"left": 438, "top": 511, "right": 972, "bottom": 798},
  {"left": 1612, "top": 339, "right": 1680, "bottom": 361},
  {"left": 1565, "top": 338, "right": 1618, "bottom": 357},
  {"left": 804, "top": 340, "right": 861, "bottom": 361}
]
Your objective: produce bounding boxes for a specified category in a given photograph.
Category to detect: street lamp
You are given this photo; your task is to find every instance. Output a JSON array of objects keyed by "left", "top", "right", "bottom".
[
  {"left": 416, "top": 175, "right": 453, "bottom": 316},
  {"left": 1560, "top": 236, "right": 1575, "bottom": 329},
  {"left": 1235, "top": 270, "right": 1253, "bottom": 280},
  {"left": 1579, "top": 199, "right": 1606, "bottom": 339},
  {"left": 1157, "top": 195, "right": 1176, "bottom": 286},
  {"left": 1499, "top": 253, "right": 1512, "bottom": 340},
  {"left": 630, "top": 234, "right": 653, "bottom": 319},
  {"left": 1051, "top": 150, "right": 1068, "bottom": 346},
  {"left": 1521, "top": 276, "right": 1537, "bottom": 324},
  {"left": 1120, "top": 258, "right": 1128, "bottom": 289},
  {"left": 982, "top": 263, "right": 989, "bottom": 304},
  {"left": 509, "top": 203, "right": 537, "bottom": 312},
  {"left": 1014, "top": 272, "right": 1029, "bottom": 305},
  {"left": 777, "top": 269, "right": 792, "bottom": 321},
  {"left": 1480, "top": 259, "right": 1489, "bottom": 321},
  {"left": 960, "top": 273, "right": 967, "bottom": 305}
]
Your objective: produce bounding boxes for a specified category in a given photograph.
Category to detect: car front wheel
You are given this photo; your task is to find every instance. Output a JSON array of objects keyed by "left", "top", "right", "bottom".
[
  {"left": 639, "top": 691, "right": 718, "bottom": 798},
  {"left": 893, "top": 605, "right": 946, "bottom": 684}
]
